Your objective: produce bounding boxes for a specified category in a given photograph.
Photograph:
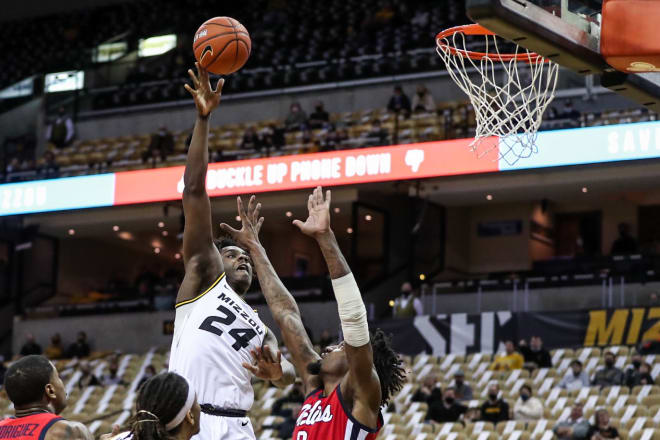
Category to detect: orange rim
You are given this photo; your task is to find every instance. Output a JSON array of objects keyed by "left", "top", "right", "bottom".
[{"left": 436, "top": 24, "right": 549, "bottom": 64}]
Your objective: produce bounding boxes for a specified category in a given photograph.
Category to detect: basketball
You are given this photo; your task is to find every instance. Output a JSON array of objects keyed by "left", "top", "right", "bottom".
[{"left": 193, "top": 17, "right": 251, "bottom": 75}]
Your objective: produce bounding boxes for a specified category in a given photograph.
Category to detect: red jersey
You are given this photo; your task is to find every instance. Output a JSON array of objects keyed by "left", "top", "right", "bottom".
[
  {"left": 292, "top": 385, "right": 382, "bottom": 440},
  {"left": 0, "top": 413, "right": 62, "bottom": 440}
]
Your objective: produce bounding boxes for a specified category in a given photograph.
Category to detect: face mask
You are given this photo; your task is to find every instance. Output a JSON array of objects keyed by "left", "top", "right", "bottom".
[
  {"left": 605, "top": 360, "right": 614, "bottom": 368},
  {"left": 455, "top": 379, "right": 463, "bottom": 386},
  {"left": 444, "top": 397, "right": 455, "bottom": 405},
  {"left": 633, "top": 360, "right": 641, "bottom": 369},
  {"left": 488, "top": 393, "right": 498, "bottom": 400},
  {"left": 521, "top": 394, "right": 530, "bottom": 402}
]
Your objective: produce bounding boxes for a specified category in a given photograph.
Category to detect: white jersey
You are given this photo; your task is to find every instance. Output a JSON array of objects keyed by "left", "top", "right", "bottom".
[{"left": 169, "top": 273, "right": 266, "bottom": 410}]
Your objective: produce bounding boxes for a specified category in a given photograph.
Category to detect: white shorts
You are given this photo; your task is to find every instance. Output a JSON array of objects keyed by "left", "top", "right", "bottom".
[{"left": 192, "top": 412, "right": 255, "bottom": 440}]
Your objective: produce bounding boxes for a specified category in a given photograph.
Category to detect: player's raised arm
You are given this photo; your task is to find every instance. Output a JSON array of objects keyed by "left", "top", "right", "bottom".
[
  {"left": 293, "top": 187, "right": 382, "bottom": 417},
  {"left": 179, "top": 63, "right": 225, "bottom": 303},
  {"left": 220, "top": 196, "right": 321, "bottom": 393}
]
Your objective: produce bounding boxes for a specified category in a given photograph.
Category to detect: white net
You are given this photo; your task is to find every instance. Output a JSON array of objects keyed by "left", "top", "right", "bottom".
[{"left": 436, "top": 29, "right": 559, "bottom": 164}]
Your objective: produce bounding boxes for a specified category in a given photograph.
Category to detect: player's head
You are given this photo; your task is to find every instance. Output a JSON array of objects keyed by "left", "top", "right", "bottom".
[
  {"left": 307, "top": 329, "right": 406, "bottom": 406},
  {"left": 214, "top": 236, "right": 253, "bottom": 294},
  {"left": 131, "top": 372, "right": 200, "bottom": 440},
  {"left": 4, "top": 355, "right": 67, "bottom": 414}
]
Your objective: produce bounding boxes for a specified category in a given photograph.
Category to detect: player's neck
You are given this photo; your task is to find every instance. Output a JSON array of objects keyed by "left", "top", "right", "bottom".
[
  {"left": 321, "top": 375, "right": 342, "bottom": 397},
  {"left": 227, "top": 280, "right": 249, "bottom": 297},
  {"left": 14, "top": 403, "right": 53, "bottom": 417}
]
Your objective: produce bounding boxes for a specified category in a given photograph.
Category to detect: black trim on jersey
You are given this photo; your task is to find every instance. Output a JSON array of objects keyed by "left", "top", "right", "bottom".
[
  {"left": 349, "top": 422, "right": 361, "bottom": 440},
  {"left": 38, "top": 417, "right": 62, "bottom": 440},
  {"left": 335, "top": 385, "right": 382, "bottom": 434},
  {"left": 175, "top": 273, "right": 225, "bottom": 308},
  {"left": 304, "top": 387, "right": 323, "bottom": 400}
]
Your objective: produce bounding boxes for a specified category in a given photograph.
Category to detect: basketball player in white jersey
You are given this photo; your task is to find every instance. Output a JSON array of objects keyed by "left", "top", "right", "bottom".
[{"left": 171, "top": 63, "right": 296, "bottom": 440}]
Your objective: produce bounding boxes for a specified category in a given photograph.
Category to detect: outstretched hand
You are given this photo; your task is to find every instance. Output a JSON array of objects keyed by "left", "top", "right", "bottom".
[
  {"left": 219, "top": 195, "right": 264, "bottom": 249},
  {"left": 184, "top": 62, "right": 224, "bottom": 117},
  {"left": 293, "top": 186, "right": 332, "bottom": 238},
  {"left": 242, "top": 345, "right": 283, "bottom": 381}
]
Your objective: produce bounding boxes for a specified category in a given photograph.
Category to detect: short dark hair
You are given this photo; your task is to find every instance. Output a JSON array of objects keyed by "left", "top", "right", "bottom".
[
  {"left": 520, "top": 384, "right": 532, "bottom": 394},
  {"left": 131, "top": 372, "right": 190, "bottom": 440},
  {"left": 214, "top": 236, "right": 247, "bottom": 254},
  {"left": 571, "top": 359, "right": 582, "bottom": 367},
  {"left": 370, "top": 329, "right": 406, "bottom": 406},
  {"left": 5, "top": 355, "right": 55, "bottom": 406}
]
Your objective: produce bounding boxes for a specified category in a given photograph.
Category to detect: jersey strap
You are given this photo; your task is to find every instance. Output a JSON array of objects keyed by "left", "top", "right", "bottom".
[
  {"left": 175, "top": 273, "right": 225, "bottom": 308},
  {"left": 336, "top": 385, "right": 382, "bottom": 435}
]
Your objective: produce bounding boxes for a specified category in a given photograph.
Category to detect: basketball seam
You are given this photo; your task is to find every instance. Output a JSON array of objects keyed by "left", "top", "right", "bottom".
[
  {"left": 237, "top": 38, "right": 251, "bottom": 57},
  {"left": 193, "top": 31, "right": 250, "bottom": 51},
  {"left": 229, "top": 20, "right": 239, "bottom": 73},
  {"left": 207, "top": 38, "right": 239, "bottom": 72},
  {"left": 203, "top": 22, "right": 234, "bottom": 28}
]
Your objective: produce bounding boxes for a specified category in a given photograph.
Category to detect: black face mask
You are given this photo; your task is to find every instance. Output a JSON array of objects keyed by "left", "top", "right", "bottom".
[
  {"left": 488, "top": 393, "right": 498, "bottom": 401},
  {"left": 444, "top": 397, "right": 455, "bottom": 405},
  {"left": 633, "top": 360, "right": 641, "bottom": 369},
  {"left": 605, "top": 359, "right": 614, "bottom": 368},
  {"left": 455, "top": 379, "right": 464, "bottom": 387},
  {"left": 521, "top": 394, "right": 530, "bottom": 402}
]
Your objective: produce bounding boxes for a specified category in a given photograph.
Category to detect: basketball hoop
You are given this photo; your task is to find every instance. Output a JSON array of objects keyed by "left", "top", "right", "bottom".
[{"left": 436, "top": 24, "right": 559, "bottom": 164}]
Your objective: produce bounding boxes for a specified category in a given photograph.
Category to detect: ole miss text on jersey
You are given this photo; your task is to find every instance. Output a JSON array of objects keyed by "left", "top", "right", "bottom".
[{"left": 292, "top": 385, "right": 382, "bottom": 440}]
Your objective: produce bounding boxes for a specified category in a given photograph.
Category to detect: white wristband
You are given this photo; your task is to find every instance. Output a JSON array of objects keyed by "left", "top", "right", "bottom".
[{"left": 331, "top": 272, "right": 370, "bottom": 347}]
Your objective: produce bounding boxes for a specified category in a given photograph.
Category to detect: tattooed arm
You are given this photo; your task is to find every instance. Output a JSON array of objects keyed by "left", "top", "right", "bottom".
[
  {"left": 46, "top": 421, "right": 94, "bottom": 440},
  {"left": 220, "top": 196, "right": 321, "bottom": 394}
]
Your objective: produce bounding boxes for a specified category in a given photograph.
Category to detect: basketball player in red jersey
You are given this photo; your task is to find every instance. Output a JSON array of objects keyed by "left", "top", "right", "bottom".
[
  {"left": 220, "top": 187, "right": 406, "bottom": 440},
  {"left": 0, "top": 355, "right": 94, "bottom": 440}
]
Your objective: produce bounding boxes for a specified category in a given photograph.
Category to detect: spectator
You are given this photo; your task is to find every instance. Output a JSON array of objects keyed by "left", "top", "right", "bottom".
[
  {"left": 101, "top": 359, "right": 127, "bottom": 386},
  {"left": 560, "top": 100, "right": 581, "bottom": 120},
  {"left": 39, "top": 151, "right": 59, "bottom": 179},
  {"left": 19, "top": 333, "right": 42, "bottom": 357},
  {"left": 44, "top": 333, "right": 64, "bottom": 360},
  {"left": 393, "top": 281, "right": 423, "bottom": 318},
  {"left": 285, "top": 102, "right": 308, "bottom": 131},
  {"left": 519, "top": 336, "right": 552, "bottom": 369},
  {"left": 624, "top": 353, "right": 643, "bottom": 388},
  {"left": 412, "top": 374, "right": 441, "bottom": 403},
  {"left": 587, "top": 409, "right": 620, "bottom": 440},
  {"left": 308, "top": 101, "right": 330, "bottom": 129},
  {"left": 453, "top": 370, "right": 473, "bottom": 402},
  {"left": 276, "top": 402, "right": 301, "bottom": 439},
  {"left": 411, "top": 85, "right": 436, "bottom": 113},
  {"left": 46, "top": 107, "right": 75, "bottom": 149},
  {"left": 318, "top": 329, "right": 333, "bottom": 348},
  {"left": 632, "top": 362, "right": 655, "bottom": 386},
  {"left": 490, "top": 341, "right": 524, "bottom": 371},
  {"left": 513, "top": 384, "right": 544, "bottom": 422},
  {"left": 240, "top": 126, "right": 262, "bottom": 150},
  {"left": 77, "top": 361, "right": 102, "bottom": 390},
  {"left": 610, "top": 222, "right": 638, "bottom": 255},
  {"left": 481, "top": 383, "right": 509, "bottom": 424},
  {"left": 591, "top": 351, "right": 624, "bottom": 388},
  {"left": 426, "top": 387, "right": 467, "bottom": 424},
  {"left": 365, "top": 120, "right": 389, "bottom": 146},
  {"left": 144, "top": 125, "right": 174, "bottom": 162},
  {"left": 272, "top": 379, "right": 305, "bottom": 416},
  {"left": 67, "top": 331, "right": 91, "bottom": 358},
  {"left": 387, "top": 85, "right": 411, "bottom": 116},
  {"left": 137, "top": 365, "right": 157, "bottom": 389},
  {"left": 559, "top": 360, "right": 590, "bottom": 391},
  {"left": 553, "top": 403, "right": 590, "bottom": 440}
]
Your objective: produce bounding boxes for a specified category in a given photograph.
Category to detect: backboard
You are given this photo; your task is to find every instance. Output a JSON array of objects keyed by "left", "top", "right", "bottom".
[{"left": 466, "top": 0, "right": 660, "bottom": 109}]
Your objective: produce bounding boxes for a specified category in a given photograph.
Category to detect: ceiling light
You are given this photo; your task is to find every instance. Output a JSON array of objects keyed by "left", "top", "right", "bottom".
[
  {"left": 68, "top": 229, "right": 75, "bottom": 236},
  {"left": 235, "top": 215, "right": 241, "bottom": 221},
  {"left": 419, "top": 274, "right": 426, "bottom": 281},
  {"left": 112, "top": 225, "right": 119, "bottom": 232},
  {"left": 582, "top": 187, "right": 588, "bottom": 193},
  {"left": 158, "top": 221, "right": 165, "bottom": 228},
  {"left": 118, "top": 231, "right": 134, "bottom": 240},
  {"left": 486, "top": 194, "right": 493, "bottom": 201},
  {"left": 365, "top": 214, "right": 372, "bottom": 221},
  {"left": 347, "top": 227, "right": 353, "bottom": 234},
  {"left": 334, "top": 207, "right": 340, "bottom": 213},
  {"left": 388, "top": 300, "right": 395, "bottom": 307},
  {"left": 175, "top": 253, "right": 181, "bottom": 260},
  {"left": 286, "top": 211, "right": 293, "bottom": 217},
  {"left": 162, "top": 231, "right": 169, "bottom": 237},
  {"left": 154, "top": 247, "right": 161, "bottom": 254}
]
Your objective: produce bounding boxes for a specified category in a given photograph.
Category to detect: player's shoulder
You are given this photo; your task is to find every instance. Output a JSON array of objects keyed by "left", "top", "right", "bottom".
[{"left": 46, "top": 420, "right": 93, "bottom": 440}]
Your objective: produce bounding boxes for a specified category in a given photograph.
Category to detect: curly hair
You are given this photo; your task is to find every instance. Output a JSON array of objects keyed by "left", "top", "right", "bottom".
[
  {"left": 213, "top": 236, "right": 244, "bottom": 252},
  {"left": 370, "top": 328, "right": 406, "bottom": 406}
]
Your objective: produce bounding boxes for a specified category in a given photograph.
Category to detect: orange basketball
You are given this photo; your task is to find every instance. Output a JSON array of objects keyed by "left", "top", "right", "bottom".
[{"left": 193, "top": 17, "right": 251, "bottom": 75}]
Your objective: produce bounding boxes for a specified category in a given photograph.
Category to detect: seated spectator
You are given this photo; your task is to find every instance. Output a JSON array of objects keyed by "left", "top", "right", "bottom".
[
  {"left": 412, "top": 374, "right": 441, "bottom": 403},
  {"left": 143, "top": 125, "right": 174, "bottom": 162},
  {"left": 624, "top": 353, "right": 643, "bottom": 388},
  {"left": 101, "top": 358, "right": 127, "bottom": 386},
  {"left": 591, "top": 351, "right": 623, "bottom": 388},
  {"left": 67, "top": 331, "right": 91, "bottom": 358},
  {"left": 426, "top": 387, "right": 467, "bottom": 424},
  {"left": 587, "top": 409, "right": 620, "bottom": 440},
  {"left": 480, "top": 383, "right": 509, "bottom": 424},
  {"left": 513, "top": 384, "right": 543, "bottom": 422},
  {"left": 559, "top": 360, "right": 590, "bottom": 391},
  {"left": 137, "top": 365, "right": 157, "bottom": 390},
  {"left": 365, "top": 120, "right": 389, "bottom": 146},
  {"left": 77, "top": 361, "right": 102, "bottom": 390},
  {"left": 393, "top": 281, "right": 423, "bottom": 318},
  {"left": 44, "top": 333, "right": 64, "bottom": 360},
  {"left": 489, "top": 341, "right": 524, "bottom": 371},
  {"left": 272, "top": 379, "right": 305, "bottom": 416},
  {"left": 46, "top": 107, "right": 75, "bottom": 149},
  {"left": 387, "top": 85, "right": 411, "bottom": 116},
  {"left": 308, "top": 101, "right": 330, "bottom": 129},
  {"left": 553, "top": 403, "right": 590, "bottom": 440},
  {"left": 411, "top": 85, "right": 436, "bottom": 113},
  {"left": 39, "top": 151, "right": 60, "bottom": 179},
  {"left": 633, "top": 362, "right": 655, "bottom": 386},
  {"left": 240, "top": 126, "right": 262, "bottom": 150},
  {"left": 453, "top": 370, "right": 473, "bottom": 402},
  {"left": 276, "top": 403, "right": 301, "bottom": 439},
  {"left": 285, "top": 102, "right": 308, "bottom": 131},
  {"left": 610, "top": 222, "right": 638, "bottom": 255},
  {"left": 560, "top": 100, "right": 581, "bottom": 120},
  {"left": 19, "top": 333, "right": 42, "bottom": 357},
  {"left": 519, "top": 336, "right": 552, "bottom": 369}
]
